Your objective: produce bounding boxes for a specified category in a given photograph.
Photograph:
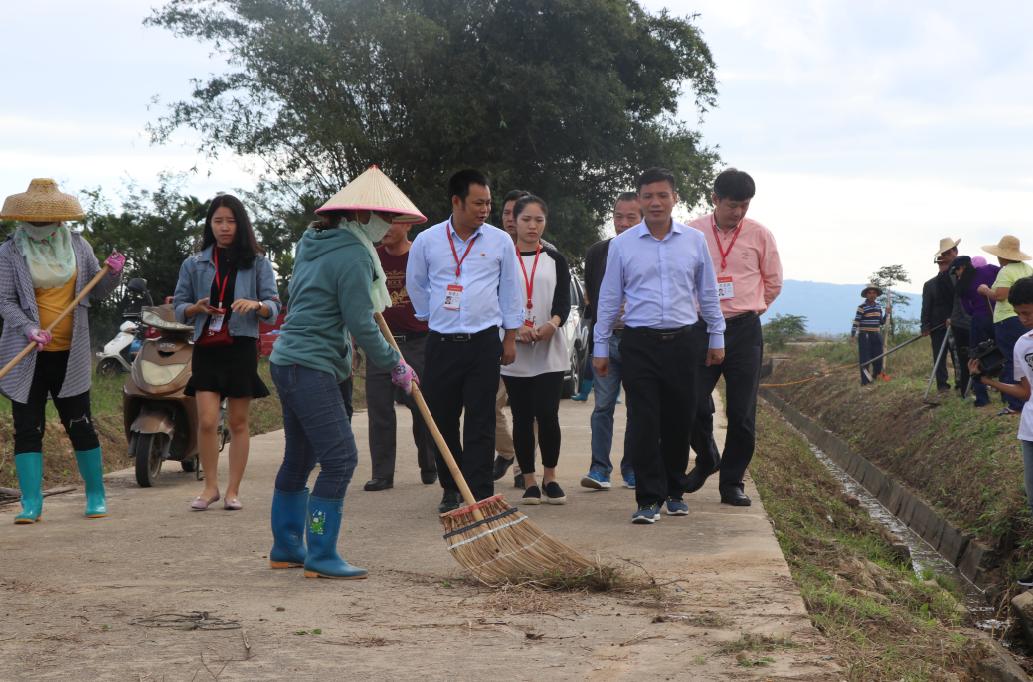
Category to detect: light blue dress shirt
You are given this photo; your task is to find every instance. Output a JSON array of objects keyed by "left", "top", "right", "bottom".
[
  {"left": 407, "top": 218, "right": 525, "bottom": 334},
  {"left": 593, "top": 220, "right": 725, "bottom": 357}
]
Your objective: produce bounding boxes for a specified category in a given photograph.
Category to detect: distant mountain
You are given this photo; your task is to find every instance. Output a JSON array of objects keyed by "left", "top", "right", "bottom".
[{"left": 761, "top": 280, "right": 921, "bottom": 335}]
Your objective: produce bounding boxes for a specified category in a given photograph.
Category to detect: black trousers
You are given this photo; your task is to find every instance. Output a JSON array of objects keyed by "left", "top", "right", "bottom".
[
  {"left": 620, "top": 327, "right": 698, "bottom": 507},
  {"left": 930, "top": 327, "right": 950, "bottom": 389},
  {"left": 422, "top": 329, "right": 502, "bottom": 501},
  {"left": 366, "top": 335, "right": 435, "bottom": 480},
  {"left": 857, "top": 331, "right": 883, "bottom": 385},
  {"left": 12, "top": 350, "right": 99, "bottom": 454},
  {"left": 949, "top": 325, "right": 970, "bottom": 395},
  {"left": 502, "top": 371, "right": 563, "bottom": 475},
  {"left": 690, "top": 313, "right": 763, "bottom": 486}
]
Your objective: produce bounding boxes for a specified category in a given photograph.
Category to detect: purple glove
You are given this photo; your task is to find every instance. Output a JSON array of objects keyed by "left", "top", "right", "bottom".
[
  {"left": 391, "top": 359, "right": 418, "bottom": 395},
  {"left": 26, "top": 328, "right": 52, "bottom": 350},
  {"left": 105, "top": 251, "right": 126, "bottom": 274}
]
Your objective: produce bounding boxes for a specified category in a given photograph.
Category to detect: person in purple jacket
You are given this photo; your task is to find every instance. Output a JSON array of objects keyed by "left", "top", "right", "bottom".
[{"left": 954, "top": 255, "right": 1000, "bottom": 407}]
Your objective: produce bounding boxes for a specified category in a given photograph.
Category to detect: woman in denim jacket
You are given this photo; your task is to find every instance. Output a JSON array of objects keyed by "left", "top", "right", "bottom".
[{"left": 174, "top": 194, "right": 279, "bottom": 512}]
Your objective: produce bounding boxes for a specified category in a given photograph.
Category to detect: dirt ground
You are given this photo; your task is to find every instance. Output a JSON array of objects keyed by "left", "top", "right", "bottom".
[{"left": 0, "top": 394, "right": 839, "bottom": 681}]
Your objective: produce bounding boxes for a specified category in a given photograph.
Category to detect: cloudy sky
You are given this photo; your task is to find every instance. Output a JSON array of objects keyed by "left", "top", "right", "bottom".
[{"left": 4, "top": 1, "right": 1033, "bottom": 292}]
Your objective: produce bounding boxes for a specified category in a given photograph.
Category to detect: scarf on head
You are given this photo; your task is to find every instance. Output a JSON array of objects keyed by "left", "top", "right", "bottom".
[
  {"left": 341, "top": 220, "right": 392, "bottom": 313},
  {"left": 14, "top": 222, "right": 76, "bottom": 289}
]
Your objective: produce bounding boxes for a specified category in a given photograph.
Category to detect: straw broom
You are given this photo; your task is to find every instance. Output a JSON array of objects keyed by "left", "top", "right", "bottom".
[{"left": 374, "top": 313, "right": 595, "bottom": 585}]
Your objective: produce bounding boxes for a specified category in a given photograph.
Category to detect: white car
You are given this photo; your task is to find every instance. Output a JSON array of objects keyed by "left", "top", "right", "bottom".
[{"left": 561, "top": 275, "right": 590, "bottom": 397}]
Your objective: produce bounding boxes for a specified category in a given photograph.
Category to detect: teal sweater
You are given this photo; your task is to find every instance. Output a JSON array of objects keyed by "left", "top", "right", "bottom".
[{"left": 271, "top": 227, "right": 400, "bottom": 381}]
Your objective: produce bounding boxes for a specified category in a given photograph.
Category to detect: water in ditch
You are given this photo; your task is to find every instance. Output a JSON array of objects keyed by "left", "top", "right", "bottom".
[{"left": 802, "top": 441, "right": 1010, "bottom": 636}]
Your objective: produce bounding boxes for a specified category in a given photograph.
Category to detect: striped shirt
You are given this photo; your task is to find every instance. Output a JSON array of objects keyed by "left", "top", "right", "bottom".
[
  {"left": 852, "top": 302, "right": 885, "bottom": 333},
  {"left": 0, "top": 233, "right": 120, "bottom": 403}
]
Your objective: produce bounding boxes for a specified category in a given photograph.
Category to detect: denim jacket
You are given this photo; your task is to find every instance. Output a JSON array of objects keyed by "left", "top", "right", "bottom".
[{"left": 173, "top": 246, "right": 280, "bottom": 341}]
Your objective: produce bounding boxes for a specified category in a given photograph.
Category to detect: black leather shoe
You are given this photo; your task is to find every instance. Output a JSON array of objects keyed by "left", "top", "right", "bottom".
[
  {"left": 493, "top": 455, "right": 514, "bottom": 481},
  {"left": 363, "top": 478, "right": 393, "bottom": 492},
  {"left": 437, "top": 489, "right": 462, "bottom": 514},
  {"left": 682, "top": 466, "right": 716, "bottom": 494},
  {"left": 513, "top": 472, "right": 526, "bottom": 490},
  {"left": 421, "top": 469, "right": 437, "bottom": 485},
  {"left": 719, "top": 483, "right": 752, "bottom": 506}
]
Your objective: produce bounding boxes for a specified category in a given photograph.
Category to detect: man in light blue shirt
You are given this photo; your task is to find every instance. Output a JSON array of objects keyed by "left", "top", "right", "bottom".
[
  {"left": 407, "top": 169, "right": 524, "bottom": 512},
  {"left": 593, "top": 167, "right": 725, "bottom": 524}
]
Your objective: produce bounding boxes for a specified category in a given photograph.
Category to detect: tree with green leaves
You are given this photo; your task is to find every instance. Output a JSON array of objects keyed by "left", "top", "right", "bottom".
[
  {"left": 763, "top": 313, "right": 807, "bottom": 351},
  {"left": 147, "top": 0, "right": 720, "bottom": 265},
  {"left": 868, "top": 264, "right": 910, "bottom": 339}
]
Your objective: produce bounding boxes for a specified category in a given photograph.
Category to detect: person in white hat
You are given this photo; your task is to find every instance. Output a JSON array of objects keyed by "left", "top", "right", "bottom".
[
  {"left": 921, "top": 238, "right": 961, "bottom": 393},
  {"left": 977, "top": 235, "right": 1033, "bottom": 415},
  {"left": 267, "top": 165, "right": 420, "bottom": 580},
  {"left": 0, "top": 178, "right": 124, "bottom": 523},
  {"left": 852, "top": 285, "right": 888, "bottom": 384}
]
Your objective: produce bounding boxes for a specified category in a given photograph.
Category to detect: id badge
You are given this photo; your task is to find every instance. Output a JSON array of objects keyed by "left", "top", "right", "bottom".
[
  {"left": 717, "top": 275, "right": 735, "bottom": 300},
  {"left": 443, "top": 283, "right": 463, "bottom": 311},
  {"left": 209, "top": 306, "right": 227, "bottom": 331}
]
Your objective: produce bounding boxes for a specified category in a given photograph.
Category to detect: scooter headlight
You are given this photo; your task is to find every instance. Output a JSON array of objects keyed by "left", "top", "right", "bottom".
[{"left": 140, "top": 359, "right": 188, "bottom": 386}]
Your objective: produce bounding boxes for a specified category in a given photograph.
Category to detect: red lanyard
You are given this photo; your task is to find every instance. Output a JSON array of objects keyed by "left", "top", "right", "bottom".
[
  {"left": 711, "top": 214, "right": 743, "bottom": 271},
  {"left": 516, "top": 243, "right": 542, "bottom": 309},
  {"left": 446, "top": 222, "right": 479, "bottom": 278},
  {"left": 212, "top": 251, "right": 231, "bottom": 307}
]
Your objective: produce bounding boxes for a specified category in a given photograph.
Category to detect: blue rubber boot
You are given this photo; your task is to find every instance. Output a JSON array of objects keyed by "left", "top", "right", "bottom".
[
  {"left": 303, "top": 495, "right": 368, "bottom": 580},
  {"left": 74, "top": 448, "right": 108, "bottom": 518},
  {"left": 270, "top": 488, "right": 308, "bottom": 569},
  {"left": 13, "top": 452, "right": 44, "bottom": 524},
  {"left": 571, "top": 379, "right": 594, "bottom": 402}
]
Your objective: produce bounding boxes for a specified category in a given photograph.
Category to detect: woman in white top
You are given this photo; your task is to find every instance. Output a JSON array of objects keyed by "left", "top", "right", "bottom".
[{"left": 501, "top": 195, "right": 571, "bottom": 504}]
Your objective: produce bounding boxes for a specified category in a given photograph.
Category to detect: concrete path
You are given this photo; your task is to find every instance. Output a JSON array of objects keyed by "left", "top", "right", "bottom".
[{"left": 0, "top": 394, "right": 837, "bottom": 681}]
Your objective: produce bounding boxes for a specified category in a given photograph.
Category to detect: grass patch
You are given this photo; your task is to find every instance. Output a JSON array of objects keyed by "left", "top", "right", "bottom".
[
  {"left": 767, "top": 338, "right": 1033, "bottom": 600},
  {"left": 752, "top": 400, "right": 977, "bottom": 680}
]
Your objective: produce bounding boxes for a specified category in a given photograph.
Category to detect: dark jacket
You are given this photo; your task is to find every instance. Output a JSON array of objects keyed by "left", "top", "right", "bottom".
[{"left": 920, "top": 271, "right": 954, "bottom": 332}]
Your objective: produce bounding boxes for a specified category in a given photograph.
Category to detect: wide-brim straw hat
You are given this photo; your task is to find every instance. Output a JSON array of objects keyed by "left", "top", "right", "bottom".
[
  {"left": 1, "top": 178, "right": 84, "bottom": 222},
  {"left": 982, "top": 235, "right": 1031, "bottom": 261},
  {"left": 861, "top": 285, "right": 882, "bottom": 297},
  {"left": 934, "top": 237, "right": 960, "bottom": 259},
  {"left": 316, "top": 165, "right": 427, "bottom": 224}
]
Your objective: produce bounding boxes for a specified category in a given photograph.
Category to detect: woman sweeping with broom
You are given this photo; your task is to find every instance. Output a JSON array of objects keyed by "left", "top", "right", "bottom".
[
  {"left": 267, "top": 166, "right": 420, "bottom": 580},
  {"left": 0, "top": 179, "right": 124, "bottom": 523}
]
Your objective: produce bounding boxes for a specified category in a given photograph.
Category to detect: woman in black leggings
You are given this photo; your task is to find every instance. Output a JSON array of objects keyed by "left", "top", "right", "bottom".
[{"left": 501, "top": 195, "right": 571, "bottom": 504}]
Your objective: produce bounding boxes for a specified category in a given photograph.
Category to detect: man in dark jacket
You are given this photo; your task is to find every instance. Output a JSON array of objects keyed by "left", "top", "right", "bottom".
[{"left": 921, "top": 238, "right": 960, "bottom": 391}]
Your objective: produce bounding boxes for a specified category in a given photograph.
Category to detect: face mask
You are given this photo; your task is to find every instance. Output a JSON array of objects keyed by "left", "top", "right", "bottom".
[{"left": 360, "top": 214, "right": 392, "bottom": 243}]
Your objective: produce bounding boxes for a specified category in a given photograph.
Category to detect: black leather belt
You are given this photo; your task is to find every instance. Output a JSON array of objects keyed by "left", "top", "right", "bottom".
[
  {"left": 393, "top": 331, "right": 428, "bottom": 343},
  {"left": 625, "top": 326, "right": 690, "bottom": 342},
  {"left": 725, "top": 311, "right": 758, "bottom": 325},
  {"left": 611, "top": 327, "right": 624, "bottom": 336},
  {"left": 431, "top": 326, "right": 498, "bottom": 342}
]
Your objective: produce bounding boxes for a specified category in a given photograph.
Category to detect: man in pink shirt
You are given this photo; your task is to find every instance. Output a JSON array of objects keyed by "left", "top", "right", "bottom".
[{"left": 683, "top": 169, "right": 783, "bottom": 506}]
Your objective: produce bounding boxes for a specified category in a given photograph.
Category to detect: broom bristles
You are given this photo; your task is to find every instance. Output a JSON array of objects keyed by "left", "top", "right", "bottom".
[{"left": 440, "top": 495, "right": 596, "bottom": 584}]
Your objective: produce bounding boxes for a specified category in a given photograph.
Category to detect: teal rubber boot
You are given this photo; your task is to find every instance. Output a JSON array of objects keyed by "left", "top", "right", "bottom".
[
  {"left": 571, "top": 378, "right": 594, "bottom": 402},
  {"left": 303, "top": 495, "right": 368, "bottom": 580},
  {"left": 74, "top": 448, "right": 108, "bottom": 518},
  {"left": 13, "top": 452, "right": 43, "bottom": 524},
  {"left": 270, "top": 488, "right": 308, "bottom": 569}
]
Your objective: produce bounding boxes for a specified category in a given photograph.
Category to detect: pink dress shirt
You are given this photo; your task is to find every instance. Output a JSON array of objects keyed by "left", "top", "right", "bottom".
[{"left": 687, "top": 214, "right": 783, "bottom": 317}]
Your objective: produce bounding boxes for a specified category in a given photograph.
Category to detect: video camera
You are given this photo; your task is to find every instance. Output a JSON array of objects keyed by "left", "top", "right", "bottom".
[{"left": 970, "top": 339, "right": 1005, "bottom": 378}]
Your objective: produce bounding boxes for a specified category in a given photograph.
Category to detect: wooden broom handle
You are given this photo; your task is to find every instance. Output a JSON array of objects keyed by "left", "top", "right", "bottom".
[
  {"left": 0, "top": 265, "right": 111, "bottom": 382},
  {"left": 373, "top": 312, "right": 483, "bottom": 514}
]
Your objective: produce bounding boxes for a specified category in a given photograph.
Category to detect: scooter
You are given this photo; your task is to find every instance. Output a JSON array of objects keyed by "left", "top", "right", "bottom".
[
  {"left": 123, "top": 304, "right": 229, "bottom": 487},
  {"left": 96, "top": 278, "right": 154, "bottom": 376}
]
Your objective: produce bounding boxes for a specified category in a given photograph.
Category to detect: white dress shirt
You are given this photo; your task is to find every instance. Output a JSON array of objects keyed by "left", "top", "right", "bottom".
[{"left": 407, "top": 218, "right": 524, "bottom": 334}]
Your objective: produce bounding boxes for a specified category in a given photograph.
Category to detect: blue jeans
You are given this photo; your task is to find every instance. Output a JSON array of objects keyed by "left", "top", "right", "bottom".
[
  {"left": 1021, "top": 440, "right": 1033, "bottom": 520},
  {"left": 590, "top": 334, "right": 630, "bottom": 477},
  {"left": 271, "top": 363, "right": 358, "bottom": 499},
  {"left": 995, "top": 316, "right": 1028, "bottom": 412}
]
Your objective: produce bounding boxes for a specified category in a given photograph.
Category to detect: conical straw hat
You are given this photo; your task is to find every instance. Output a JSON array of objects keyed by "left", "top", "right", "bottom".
[
  {"left": 316, "top": 165, "right": 427, "bottom": 224},
  {"left": 1, "top": 178, "right": 84, "bottom": 222}
]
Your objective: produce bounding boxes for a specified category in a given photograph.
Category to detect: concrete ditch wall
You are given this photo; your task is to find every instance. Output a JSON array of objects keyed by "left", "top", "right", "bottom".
[{"left": 760, "top": 388, "right": 996, "bottom": 586}]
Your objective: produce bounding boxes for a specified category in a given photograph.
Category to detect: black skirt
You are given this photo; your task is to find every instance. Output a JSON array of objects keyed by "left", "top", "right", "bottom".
[{"left": 186, "top": 336, "right": 269, "bottom": 399}]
